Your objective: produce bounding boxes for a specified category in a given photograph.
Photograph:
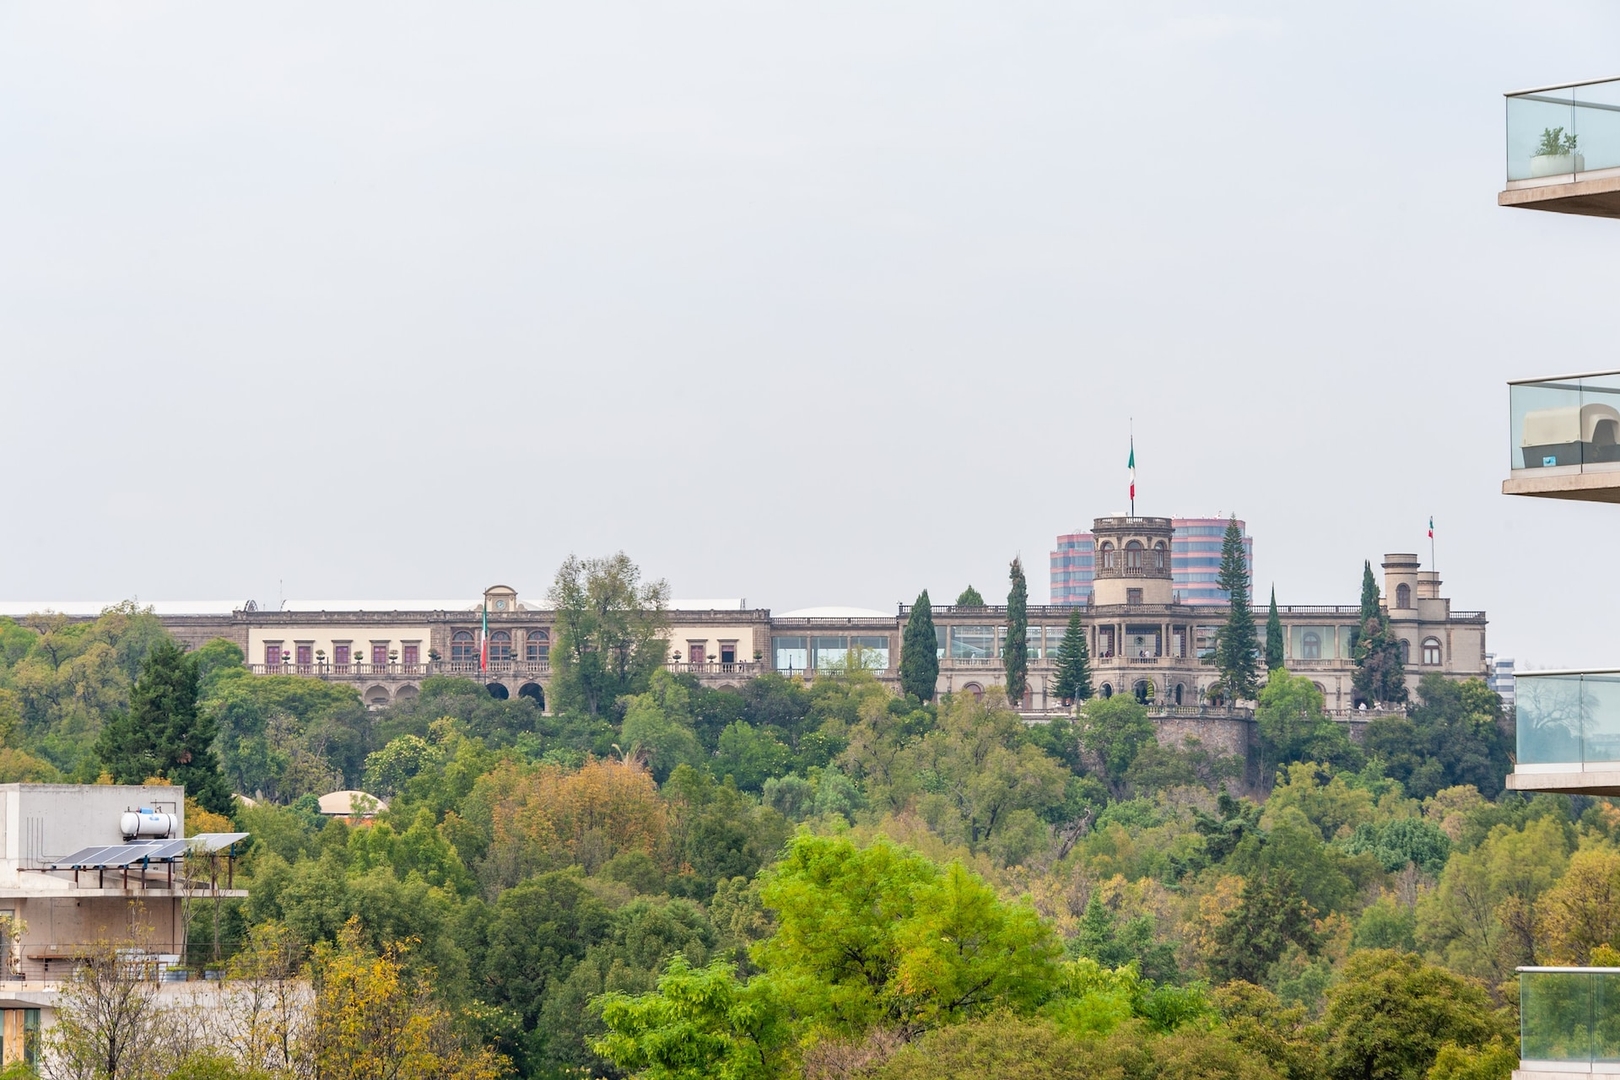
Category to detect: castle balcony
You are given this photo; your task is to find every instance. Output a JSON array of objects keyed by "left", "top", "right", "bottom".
[
  {"left": 1507, "top": 670, "right": 1620, "bottom": 796},
  {"left": 1500, "top": 77, "right": 1620, "bottom": 218},
  {"left": 249, "top": 659, "right": 551, "bottom": 679},
  {"left": 1505, "top": 372, "right": 1620, "bottom": 503},
  {"left": 1518, "top": 967, "right": 1620, "bottom": 1078}
]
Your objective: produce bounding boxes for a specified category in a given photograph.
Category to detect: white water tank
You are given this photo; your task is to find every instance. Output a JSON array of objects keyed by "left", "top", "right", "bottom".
[{"left": 120, "top": 809, "right": 176, "bottom": 840}]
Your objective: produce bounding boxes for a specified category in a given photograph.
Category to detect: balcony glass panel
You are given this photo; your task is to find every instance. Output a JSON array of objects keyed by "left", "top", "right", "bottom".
[
  {"left": 772, "top": 636, "right": 807, "bottom": 672},
  {"left": 1517, "top": 671, "right": 1620, "bottom": 767},
  {"left": 1520, "top": 969, "right": 1620, "bottom": 1067},
  {"left": 950, "top": 626, "right": 995, "bottom": 661},
  {"left": 1507, "top": 78, "right": 1620, "bottom": 183},
  {"left": 1509, "top": 372, "right": 1620, "bottom": 471},
  {"left": 811, "top": 636, "right": 848, "bottom": 670},
  {"left": 850, "top": 635, "right": 889, "bottom": 670}
]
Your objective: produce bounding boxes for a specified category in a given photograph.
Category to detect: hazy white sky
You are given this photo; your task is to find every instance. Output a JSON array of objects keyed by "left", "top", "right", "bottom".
[{"left": 2, "top": 2, "right": 1616, "bottom": 667}]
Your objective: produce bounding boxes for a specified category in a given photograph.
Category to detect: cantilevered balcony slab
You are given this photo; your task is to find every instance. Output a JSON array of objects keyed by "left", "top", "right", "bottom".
[
  {"left": 1506, "top": 373, "right": 1620, "bottom": 504},
  {"left": 1502, "top": 77, "right": 1620, "bottom": 221},
  {"left": 1500, "top": 170, "right": 1620, "bottom": 218},
  {"left": 1511, "top": 670, "right": 1620, "bottom": 795}
]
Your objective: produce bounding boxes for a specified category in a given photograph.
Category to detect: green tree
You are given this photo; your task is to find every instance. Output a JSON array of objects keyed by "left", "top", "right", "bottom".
[
  {"left": 1265, "top": 587, "right": 1285, "bottom": 672},
  {"left": 1321, "top": 950, "right": 1508, "bottom": 1080},
  {"left": 753, "top": 834, "right": 1059, "bottom": 1037},
  {"left": 1212, "top": 517, "right": 1259, "bottom": 701},
  {"left": 1004, "top": 558, "right": 1029, "bottom": 707},
  {"left": 1076, "top": 696, "right": 1156, "bottom": 796},
  {"left": 1253, "top": 671, "right": 1359, "bottom": 782},
  {"left": 1363, "top": 676, "right": 1510, "bottom": 799},
  {"left": 593, "top": 956, "right": 793, "bottom": 1080},
  {"left": 1051, "top": 611, "right": 1093, "bottom": 706},
  {"left": 96, "top": 639, "right": 233, "bottom": 815},
  {"left": 899, "top": 591, "right": 939, "bottom": 703},
  {"left": 549, "top": 552, "right": 671, "bottom": 716},
  {"left": 1208, "top": 870, "right": 1319, "bottom": 985},
  {"left": 1352, "top": 562, "right": 1408, "bottom": 707},
  {"left": 955, "top": 586, "right": 985, "bottom": 607}
]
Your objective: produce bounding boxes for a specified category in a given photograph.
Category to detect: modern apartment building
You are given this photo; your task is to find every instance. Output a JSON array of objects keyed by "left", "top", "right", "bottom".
[
  {"left": 1050, "top": 517, "right": 1255, "bottom": 606},
  {"left": 1496, "top": 74, "right": 1620, "bottom": 1080}
]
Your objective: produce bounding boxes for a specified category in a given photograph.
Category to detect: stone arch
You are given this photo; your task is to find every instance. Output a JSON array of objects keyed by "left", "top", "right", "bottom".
[
  {"left": 364, "top": 685, "right": 391, "bottom": 708},
  {"left": 1395, "top": 582, "right": 1411, "bottom": 609},
  {"left": 1173, "top": 682, "right": 1184, "bottom": 706},
  {"left": 1099, "top": 682, "right": 1113, "bottom": 699},
  {"left": 961, "top": 682, "right": 984, "bottom": 698},
  {"left": 517, "top": 682, "right": 544, "bottom": 708},
  {"left": 486, "top": 682, "right": 509, "bottom": 700},
  {"left": 1133, "top": 679, "right": 1151, "bottom": 704},
  {"left": 394, "top": 685, "right": 419, "bottom": 703}
]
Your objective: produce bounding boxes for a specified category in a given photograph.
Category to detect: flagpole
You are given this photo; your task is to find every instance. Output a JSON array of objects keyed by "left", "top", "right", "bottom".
[
  {"left": 1129, "top": 419, "right": 1135, "bottom": 517},
  {"left": 1430, "top": 518, "right": 1436, "bottom": 573}
]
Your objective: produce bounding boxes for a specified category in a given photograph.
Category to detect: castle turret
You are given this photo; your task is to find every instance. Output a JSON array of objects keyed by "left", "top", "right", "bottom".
[{"left": 1090, "top": 516, "right": 1174, "bottom": 607}]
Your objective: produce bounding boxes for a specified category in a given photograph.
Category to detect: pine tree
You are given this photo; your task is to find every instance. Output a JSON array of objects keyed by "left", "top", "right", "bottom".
[
  {"left": 1265, "top": 586, "right": 1285, "bottom": 671},
  {"left": 1053, "top": 610, "right": 1093, "bottom": 705},
  {"left": 1352, "top": 561, "right": 1408, "bottom": 707},
  {"left": 900, "top": 590, "right": 940, "bottom": 702},
  {"left": 955, "top": 585, "right": 985, "bottom": 607},
  {"left": 96, "top": 639, "right": 234, "bottom": 815},
  {"left": 1004, "top": 558, "right": 1028, "bottom": 707},
  {"left": 1213, "top": 516, "right": 1260, "bottom": 701}
]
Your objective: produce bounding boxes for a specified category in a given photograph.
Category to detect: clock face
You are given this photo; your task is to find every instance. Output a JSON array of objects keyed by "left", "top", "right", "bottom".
[{"left": 495, "top": 599, "right": 507, "bottom": 610}]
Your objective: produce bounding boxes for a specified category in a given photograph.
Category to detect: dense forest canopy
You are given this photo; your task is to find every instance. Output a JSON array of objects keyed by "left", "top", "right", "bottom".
[{"left": 0, "top": 588, "right": 1561, "bottom": 1080}]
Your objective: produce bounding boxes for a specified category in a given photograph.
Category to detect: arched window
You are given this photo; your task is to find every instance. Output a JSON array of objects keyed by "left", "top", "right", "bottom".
[
  {"left": 526, "top": 630, "right": 550, "bottom": 663},
  {"left": 1302, "top": 632, "right": 1321, "bottom": 660},
  {"left": 1398, "top": 639, "right": 1411, "bottom": 664},
  {"left": 1125, "top": 540, "right": 1144, "bottom": 569},
  {"left": 1173, "top": 683, "right": 1184, "bottom": 705},
  {"left": 1100, "top": 542, "right": 1116, "bottom": 569},
  {"left": 488, "top": 630, "right": 513, "bottom": 663},
  {"left": 1099, "top": 683, "right": 1113, "bottom": 699},
  {"left": 451, "top": 631, "right": 477, "bottom": 664},
  {"left": 1423, "top": 638, "right": 1442, "bottom": 665},
  {"left": 1395, "top": 583, "right": 1411, "bottom": 609}
]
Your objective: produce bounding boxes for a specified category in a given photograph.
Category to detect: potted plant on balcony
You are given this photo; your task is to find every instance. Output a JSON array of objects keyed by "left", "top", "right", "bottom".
[{"left": 1531, "top": 126, "right": 1584, "bottom": 178}]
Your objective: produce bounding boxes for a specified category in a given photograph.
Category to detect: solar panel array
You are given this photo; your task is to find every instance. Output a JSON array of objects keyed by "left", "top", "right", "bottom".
[
  {"left": 51, "top": 840, "right": 188, "bottom": 869},
  {"left": 187, "top": 832, "right": 250, "bottom": 853}
]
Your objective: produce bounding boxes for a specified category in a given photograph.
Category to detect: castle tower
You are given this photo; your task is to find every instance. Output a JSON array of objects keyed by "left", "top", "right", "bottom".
[{"left": 1090, "top": 516, "right": 1174, "bottom": 607}]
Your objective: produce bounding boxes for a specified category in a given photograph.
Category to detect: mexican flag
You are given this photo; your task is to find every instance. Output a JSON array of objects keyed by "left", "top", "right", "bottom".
[{"left": 1128, "top": 441, "right": 1136, "bottom": 506}]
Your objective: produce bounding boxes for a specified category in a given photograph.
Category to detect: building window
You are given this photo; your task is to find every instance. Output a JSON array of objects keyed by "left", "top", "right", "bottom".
[
  {"left": 402, "top": 642, "right": 420, "bottom": 668},
  {"left": 1423, "top": 638, "right": 1442, "bottom": 665},
  {"left": 295, "top": 643, "right": 313, "bottom": 667},
  {"left": 488, "top": 631, "right": 513, "bottom": 663},
  {"left": 719, "top": 640, "right": 738, "bottom": 664},
  {"left": 1127, "top": 588, "right": 1143, "bottom": 605},
  {"left": 1152, "top": 540, "right": 1167, "bottom": 570},
  {"left": 686, "top": 641, "right": 707, "bottom": 664},
  {"left": 811, "top": 636, "right": 848, "bottom": 670},
  {"left": 1099, "top": 682, "right": 1113, "bottom": 698},
  {"left": 371, "top": 642, "right": 389, "bottom": 667},
  {"left": 1396, "top": 583, "right": 1411, "bottom": 609},
  {"left": 1100, "top": 542, "right": 1116, "bottom": 569},
  {"left": 333, "top": 642, "right": 351, "bottom": 667},
  {"left": 1302, "top": 632, "right": 1321, "bottom": 660},
  {"left": 526, "top": 630, "right": 550, "bottom": 663},
  {"left": 264, "top": 642, "right": 283, "bottom": 668},
  {"left": 851, "top": 635, "right": 890, "bottom": 670},
  {"left": 451, "top": 631, "right": 477, "bottom": 664},
  {"left": 1399, "top": 639, "right": 1411, "bottom": 664},
  {"left": 773, "top": 636, "right": 808, "bottom": 671},
  {"left": 1125, "top": 541, "right": 1144, "bottom": 569},
  {"left": 950, "top": 626, "right": 996, "bottom": 661}
]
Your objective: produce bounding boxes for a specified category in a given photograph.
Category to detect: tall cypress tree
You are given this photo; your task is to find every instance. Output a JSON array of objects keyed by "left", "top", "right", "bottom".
[
  {"left": 900, "top": 590, "right": 939, "bottom": 702},
  {"left": 1053, "top": 609, "right": 1093, "bottom": 705},
  {"left": 1352, "top": 561, "right": 1408, "bottom": 706},
  {"left": 1214, "top": 516, "right": 1260, "bottom": 701},
  {"left": 1004, "top": 557, "right": 1029, "bottom": 707},
  {"left": 1265, "top": 586, "right": 1285, "bottom": 671},
  {"left": 96, "top": 639, "right": 234, "bottom": 815}
]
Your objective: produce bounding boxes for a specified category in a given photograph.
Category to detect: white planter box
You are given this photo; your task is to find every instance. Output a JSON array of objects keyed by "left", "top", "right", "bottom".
[{"left": 1531, "top": 152, "right": 1587, "bottom": 178}]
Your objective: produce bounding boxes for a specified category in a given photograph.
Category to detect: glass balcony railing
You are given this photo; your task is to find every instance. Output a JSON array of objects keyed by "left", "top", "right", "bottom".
[
  {"left": 1516, "top": 671, "right": 1620, "bottom": 770},
  {"left": 1521, "top": 968, "right": 1620, "bottom": 1069},
  {"left": 1507, "top": 77, "right": 1620, "bottom": 184},
  {"left": 1509, "top": 372, "right": 1620, "bottom": 472}
]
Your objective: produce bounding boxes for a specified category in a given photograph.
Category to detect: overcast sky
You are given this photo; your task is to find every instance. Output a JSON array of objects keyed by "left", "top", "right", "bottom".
[{"left": 2, "top": 2, "right": 1617, "bottom": 667}]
